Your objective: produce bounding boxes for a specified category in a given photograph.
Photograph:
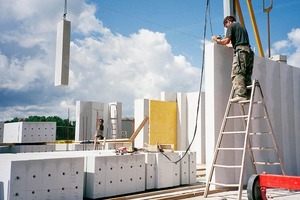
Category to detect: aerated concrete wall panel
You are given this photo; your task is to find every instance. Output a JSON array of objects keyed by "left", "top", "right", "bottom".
[
  {"left": 205, "top": 43, "right": 235, "bottom": 186},
  {"left": 134, "top": 99, "right": 149, "bottom": 148},
  {"left": 55, "top": 20, "right": 71, "bottom": 86},
  {"left": 175, "top": 93, "right": 187, "bottom": 151},
  {"left": 187, "top": 92, "right": 205, "bottom": 164},
  {"left": 205, "top": 43, "right": 300, "bottom": 187},
  {"left": 293, "top": 67, "right": 300, "bottom": 175}
]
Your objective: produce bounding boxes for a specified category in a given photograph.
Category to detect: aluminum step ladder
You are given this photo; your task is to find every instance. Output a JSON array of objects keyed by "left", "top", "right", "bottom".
[{"left": 204, "top": 79, "right": 285, "bottom": 200}]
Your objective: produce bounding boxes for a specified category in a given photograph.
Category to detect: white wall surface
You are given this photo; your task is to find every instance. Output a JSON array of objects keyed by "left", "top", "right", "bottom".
[
  {"left": 134, "top": 99, "right": 149, "bottom": 148},
  {"left": 205, "top": 43, "right": 300, "bottom": 187}
]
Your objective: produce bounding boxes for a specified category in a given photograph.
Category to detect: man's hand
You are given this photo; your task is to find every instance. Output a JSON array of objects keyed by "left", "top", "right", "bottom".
[{"left": 212, "top": 36, "right": 218, "bottom": 43}]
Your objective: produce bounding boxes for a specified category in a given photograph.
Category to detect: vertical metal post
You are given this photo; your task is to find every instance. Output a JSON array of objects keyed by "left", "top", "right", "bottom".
[
  {"left": 223, "top": 0, "right": 235, "bottom": 34},
  {"left": 263, "top": 0, "right": 273, "bottom": 58}
]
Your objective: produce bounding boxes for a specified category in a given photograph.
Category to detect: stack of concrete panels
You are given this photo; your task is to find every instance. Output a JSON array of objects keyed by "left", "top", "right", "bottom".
[
  {"left": 0, "top": 153, "right": 84, "bottom": 200},
  {"left": 145, "top": 152, "right": 197, "bottom": 190},
  {"left": 84, "top": 154, "right": 145, "bottom": 199},
  {"left": 3, "top": 122, "right": 56, "bottom": 143}
]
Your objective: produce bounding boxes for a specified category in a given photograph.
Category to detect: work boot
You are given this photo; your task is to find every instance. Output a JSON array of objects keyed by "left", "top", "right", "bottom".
[{"left": 230, "top": 96, "right": 247, "bottom": 103}]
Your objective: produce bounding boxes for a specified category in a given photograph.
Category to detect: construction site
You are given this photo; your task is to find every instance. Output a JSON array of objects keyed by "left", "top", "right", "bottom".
[{"left": 1, "top": 0, "right": 300, "bottom": 200}]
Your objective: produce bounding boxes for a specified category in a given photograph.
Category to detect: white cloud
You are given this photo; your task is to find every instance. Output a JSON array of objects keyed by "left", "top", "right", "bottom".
[
  {"left": 69, "top": 28, "right": 200, "bottom": 107},
  {"left": 75, "top": 3, "right": 111, "bottom": 35},
  {"left": 271, "top": 28, "right": 300, "bottom": 67},
  {"left": 0, "top": 0, "right": 200, "bottom": 121},
  {"left": 272, "top": 40, "right": 289, "bottom": 52},
  {"left": 287, "top": 28, "right": 300, "bottom": 67}
]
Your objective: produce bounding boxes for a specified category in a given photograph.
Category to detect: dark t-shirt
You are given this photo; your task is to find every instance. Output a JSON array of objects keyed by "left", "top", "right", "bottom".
[{"left": 226, "top": 22, "right": 250, "bottom": 49}]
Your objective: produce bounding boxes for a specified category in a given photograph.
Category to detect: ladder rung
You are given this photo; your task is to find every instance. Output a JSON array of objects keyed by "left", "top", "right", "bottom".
[
  {"left": 251, "top": 147, "right": 276, "bottom": 150},
  {"left": 247, "top": 85, "right": 252, "bottom": 89},
  {"left": 226, "top": 115, "right": 248, "bottom": 119},
  {"left": 214, "top": 164, "right": 242, "bottom": 168},
  {"left": 251, "top": 116, "right": 266, "bottom": 120},
  {"left": 222, "top": 131, "right": 246, "bottom": 134},
  {"left": 209, "top": 182, "right": 239, "bottom": 187},
  {"left": 254, "top": 161, "right": 281, "bottom": 166},
  {"left": 238, "top": 100, "right": 250, "bottom": 104},
  {"left": 249, "top": 131, "right": 271, "bottom": 135},
  {"left": 218, "top": 147, "right": 244, "bottom": 151}
]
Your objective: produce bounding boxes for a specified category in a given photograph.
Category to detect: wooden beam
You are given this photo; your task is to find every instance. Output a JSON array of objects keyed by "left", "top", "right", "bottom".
[{"left": 129, "top": 116, "right": 149, "bottom": 142}]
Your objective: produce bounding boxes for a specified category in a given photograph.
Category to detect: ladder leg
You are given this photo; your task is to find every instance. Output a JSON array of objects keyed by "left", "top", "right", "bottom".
[
  {"left": 237, "top": 80, "right": 256, "bottom": 200},
  {"left": 256, "top": 82, "right": 286, "bottom": 175},
  {"left": 239, "top": 81, "right": 258, "bottom": 175}
]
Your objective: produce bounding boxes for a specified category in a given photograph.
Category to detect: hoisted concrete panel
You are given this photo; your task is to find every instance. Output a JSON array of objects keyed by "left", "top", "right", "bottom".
[{"left": 55, "top": 19, "right": 71, "bottom": 86}]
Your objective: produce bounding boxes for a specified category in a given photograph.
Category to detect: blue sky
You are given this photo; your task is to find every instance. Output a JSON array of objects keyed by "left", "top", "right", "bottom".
[{"left": 0, "top": 0, "right": 299, "bottom": 121}]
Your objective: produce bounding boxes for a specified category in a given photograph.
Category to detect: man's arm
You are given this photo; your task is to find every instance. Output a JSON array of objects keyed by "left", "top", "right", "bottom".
[{"left": 212, "top": 36, "right": 231, "bottom": 45}]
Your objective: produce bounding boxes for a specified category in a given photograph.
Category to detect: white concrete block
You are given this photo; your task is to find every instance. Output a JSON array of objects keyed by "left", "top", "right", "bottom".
[
  {"left": 116, "top": 155, "right": 131, "bottom": 195},
  {"left": 205, "top": 43, "right": 235, "bottom": 187},
  {"left": 9, "top": 160, "right": 28, "bottom": 199},
  {"left": 293, "top": 67, "right": 300, "bottom": 176},
  {"left": 3, "top": 122, "right": 20, "bottom": 143},
  {"left": 42, "top": 158, "right": 59, "bottom": 199},
  {"left": 160, "top": 91, "right": 177, "bottom": 102},
  {"left": 55, "top": 19, "right": 71, "bottom": 86},
  {"left": 84, "top": 155, "right": 107, "bottom": 199},
  {"left": 280, "top": 63, "right": 296, "bottom": 175},
  {"left": 26, "top": 159, "right": 43, "bottom": 192},
  {"left": 145, "top": 153, "right": 157, "bottom": 190},
  {"left": 176, "top": 93, "right": 187, "bottom": 151},
  {"left": 145, "top": 152, "right": 156, "bottom": 164},
  {"left": 155, "top": 153, "right": 180, "bottom": 188},
  {"left": 69, "top": 157, "right": 84, "bottom": 197},
  {"left": 189, "top": 151, "right": 197, "bottom": 184},
  {"left": 177, "top": 151, "right": 189, "bottom": 185},
  {"left": 187, "top": 92, "right": 205, "bottom": 164},
  {"left": 104, "top": 155, "right": 117, "bottom": 197},
  {"left": 132, "top": 154, "right": 146, "bottom": 193},
  {"left": 134, "top": 99, "right": 149, "bottom": 148}
]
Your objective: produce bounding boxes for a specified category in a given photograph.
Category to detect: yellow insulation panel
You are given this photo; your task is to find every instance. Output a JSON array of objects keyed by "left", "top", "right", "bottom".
[{"left": 149, "top": 100, "right": 177, "bottom": 150}]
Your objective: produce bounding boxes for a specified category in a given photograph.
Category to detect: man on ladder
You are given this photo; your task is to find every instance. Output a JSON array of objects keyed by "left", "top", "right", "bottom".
[
  {"left": 206, "top": 15, "right": 286, "bottom": 200},
  {"left": 212, "top": 15, "right": 254, "bottom": 103}
]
